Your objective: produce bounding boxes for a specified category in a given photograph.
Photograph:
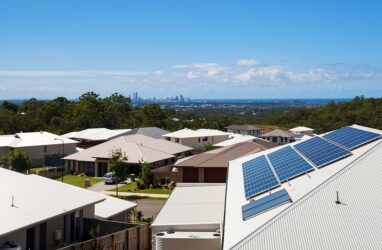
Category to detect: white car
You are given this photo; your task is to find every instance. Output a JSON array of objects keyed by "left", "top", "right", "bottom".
[{"left": 103, "top": 172, "right": 119, "bottom": 184}]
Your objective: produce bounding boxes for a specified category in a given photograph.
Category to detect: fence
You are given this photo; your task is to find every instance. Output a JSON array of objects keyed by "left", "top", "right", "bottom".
[
  {"left": 30, "top": 166, "right": 65, "bottom": 179},
  {"left": 57, "top": 224, "right": 151, "bottom": 250}
]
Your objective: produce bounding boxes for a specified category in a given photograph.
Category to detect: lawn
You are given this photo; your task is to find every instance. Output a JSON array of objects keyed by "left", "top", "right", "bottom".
[
  {"left": 109, "top": 181, "right": 172, "bottom": 195},
  {"left": 56, "top": 175, "right": 103, "bottom": 189}
]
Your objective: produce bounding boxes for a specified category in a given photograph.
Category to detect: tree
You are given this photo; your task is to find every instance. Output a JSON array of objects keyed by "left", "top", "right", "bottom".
[
  {"left": 108, "top": 149, "right": 128, "bottom": 197},
  {"left": 142, "top": 104, "right": 166, "bottom": 128},
  {"left": 140, "top": 161, "right": 152, "bottom": 189},
  {"left": 203, "top": 143, "right": 214, "bottom": 152},
  {"left": 8, "top": 149, "right": 31, "bottom": 172}
]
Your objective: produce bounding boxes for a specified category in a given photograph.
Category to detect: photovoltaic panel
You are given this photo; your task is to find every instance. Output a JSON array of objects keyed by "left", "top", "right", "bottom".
[
  {"left": 323, "top": 126, "right": 381, "bottom": 149},
  {"left": 267, "top": 146, "right": 313, "bottom": 182},
  {"left": 242, "top": 155, "right": 280, "bottom": 198},
  {"left": 242, "top": 189, "right": 292, "bottom": 220},
  {"left": 294, "top": 136, "right": 351, "bottom": 168}
]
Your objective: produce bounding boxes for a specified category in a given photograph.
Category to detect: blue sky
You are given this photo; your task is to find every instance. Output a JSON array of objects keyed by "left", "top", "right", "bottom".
[{"left": 0, "top": 0, "right": 382, "bottom": 99}]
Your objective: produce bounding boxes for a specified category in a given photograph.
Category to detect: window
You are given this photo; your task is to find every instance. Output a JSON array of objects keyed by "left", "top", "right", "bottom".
[
  {"left": 272, "top": 137, "right": 277, "bottom": 143},
  {"left": 202, "top": 137, "right": 208, "bottom": 142},
  {"left": 175, "top": 138, "right": 179, "bottom": 143}
]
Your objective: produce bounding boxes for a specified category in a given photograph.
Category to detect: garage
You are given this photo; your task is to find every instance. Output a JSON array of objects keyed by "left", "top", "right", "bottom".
[
  {"left": 183, "top": 167, "right": 199, "bottom": 182},
  {"left": 204, "top": 167, "right": 227, "bottom": 183}
]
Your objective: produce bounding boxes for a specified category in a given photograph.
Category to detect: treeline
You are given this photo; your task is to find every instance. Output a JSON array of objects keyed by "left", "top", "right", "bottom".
[
  {"left": 253, "top": 96, "right": 382, "bottom": 133},
  {"left": 1, "top": 94, "right": 381, "bottom": 135},
  {"left": 0, "top": 92, "right": 234, "bottom": 135}
]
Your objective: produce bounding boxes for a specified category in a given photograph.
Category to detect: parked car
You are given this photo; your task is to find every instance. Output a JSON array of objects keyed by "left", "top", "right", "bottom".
[
  {"left": 103, "top": 172, "right": 119, "bottom": 184},
  {"left": 0, "top": 242, "right": 21, "bottom": 250}
]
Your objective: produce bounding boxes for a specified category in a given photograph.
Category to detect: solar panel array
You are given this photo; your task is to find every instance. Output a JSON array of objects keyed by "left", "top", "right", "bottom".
[
  {"left": 268, "top": 146, "right": 313, "bottom": 182},
  {"left": 242, "top": 189, "right": 292, "bottom": 220},
  {"left": 323, "top": 126, "right": 381, "bottom": 149},
  {"left": 294, "top": 136, "right": 351, "bottom": 168},
  {"left": 242, "top": 155, "right": 280, "bottom": 198}
]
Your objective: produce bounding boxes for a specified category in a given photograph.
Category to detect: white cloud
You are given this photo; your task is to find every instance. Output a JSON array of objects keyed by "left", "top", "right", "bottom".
[
  {"left": 186, "top": 71, "right": 199, "bottom": 79},
  {"left": 172, "top": 63, "right": 220, "bottom": 69},
  {"left": 236, "top": 59, "right": 261, "bottom": 66},
  {"left": 236, "top": 66, "right": 283, "bottom": 81}
]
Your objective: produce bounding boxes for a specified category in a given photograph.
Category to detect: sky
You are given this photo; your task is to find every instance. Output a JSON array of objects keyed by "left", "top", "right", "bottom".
[{"left": 1, "top": 0, "right": 382, "bottom": 99}]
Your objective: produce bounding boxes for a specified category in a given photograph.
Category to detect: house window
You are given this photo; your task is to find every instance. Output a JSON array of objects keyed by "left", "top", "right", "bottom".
[
  {"left": 175, "top": 138, "right": 179, "bottom": 143},
  {"left": 202, "top": 137, "right": 208, "bottom": 142},
  {"left": 272, "top": 137, "right": 277, "bottom": 143}
]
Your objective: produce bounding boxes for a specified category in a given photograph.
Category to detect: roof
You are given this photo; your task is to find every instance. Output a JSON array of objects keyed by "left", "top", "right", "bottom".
[
  {"left": 261, "top": 129, "right": 293, "bottom": 138},
  {"left": 163, "top": 128, "right": 229, "bottom": 139},
  {"left": 95, "top": 194, "right": 136, "bottom": 219},
  {"left": 63, "top": 134, "right": 192, "bottom": 163},
  {"left": 223, "top": 125, "right": 382, "bottom": 249},
  {"left": 175, "top": 141, "right": 275, "bottom": 168},
  {"left": 62, "top": 128, "right": 131, "bottom": 141},
  {"left": 214, "top": 135, "right": 273, "bottom": 147},
  {"left": 151, "top": 183, "right": 226, "bottom": 230},
  {"left": 0, "top": 168, "right": 104, "bottom": 237},
  {"left": 122, "top": 127, "right": 170, "bottom": 139},
  {"left": 226, "top": 125, "right": 261, "bottom": 131},
  {"left": 0, "top": 131, "right": 77, "bottom": 148},
  {"left": 232, "top": 139, "right": 382, "bottom": 250},
  {"left": 289, "top": 126, "right": 314, "bottom": 132}
]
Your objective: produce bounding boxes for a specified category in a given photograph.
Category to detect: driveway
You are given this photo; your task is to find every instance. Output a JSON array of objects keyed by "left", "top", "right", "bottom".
[
  {"left": 88, "top": 181, "right": 125, "bottom": 192},
  {"left": 135, "top": 199, "right": 166, "bottom": 219}
]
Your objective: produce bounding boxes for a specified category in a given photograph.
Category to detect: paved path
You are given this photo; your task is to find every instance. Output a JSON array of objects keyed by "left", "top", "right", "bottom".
[
  {"left": 88, "top": 182, "right": 125, "bottom": 192},
  {"left": 102, "top": 191, "right": 170, "bottom": 198}
]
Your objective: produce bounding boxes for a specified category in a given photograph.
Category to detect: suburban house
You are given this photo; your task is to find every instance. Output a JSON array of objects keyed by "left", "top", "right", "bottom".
[
  {"left": 163, "top": 128, "right": 230, "bottom": 151},
  {"left": 173, "top": 141, "right": 276, "bottom": 183},
  {"left": 63, "top": 134, "right": 192, "bottom": 177},
  {"left": 0, "top": 132, "right": 77, "bottom": 167},
  {"left": 0, "top": 168, "right": 137, "bottom": 250},
  {"left": 260, "top": 128, "right": 293, "bottom": 145},
  {"left": 94, "top": 195, "right": 136, "bottom": 223},
  {"left": 151, "top": 183, "right": 225, "bottom": 250},
  {"left": 222, "top": 125, "right": 382, "bottom": 249},
  {"left": 214, "top": 135, "right": 275, "bottom": 147},
  {"left": 121, "top": 127, "right": 170, "bottom": 139},
  {"left": 225, "top": 125, "right": 261, "bottom": 136},
  {"left": 62, "top": 128, "right": 132, "bottom": 148},
  {"left": 289, "top": 126, "right": 315, "bottom": 136}
]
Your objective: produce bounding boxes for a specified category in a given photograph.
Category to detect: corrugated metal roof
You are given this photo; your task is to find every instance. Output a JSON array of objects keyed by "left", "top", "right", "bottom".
[
  {"left": 231, "top": 142, "right": 382, "bottom": 250},
  {"left": 261, "top": 129, "right": 293, "bottom": 138},
  {"left": 123, "top": 127, "right": 169, "bottom": 139},
  {"left": 226, "top": 125, "right": 261, "bottom": 131}
]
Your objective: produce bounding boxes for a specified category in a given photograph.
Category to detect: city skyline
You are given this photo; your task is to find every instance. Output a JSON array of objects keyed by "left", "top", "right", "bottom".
[{"left": 1, "top": 1, "right": 382, "bottom": 99}]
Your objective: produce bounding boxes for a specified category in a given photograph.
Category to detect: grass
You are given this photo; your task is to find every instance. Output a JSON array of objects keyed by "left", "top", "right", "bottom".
[
  {"left": 56, "top": 175, "right": 103, "bottom": 189},
  {"left": 109, "top": 181, "right": 172, "bottom": 195},
  {"left": 31, "top": 166, "right": 59, "bottom": 172}
]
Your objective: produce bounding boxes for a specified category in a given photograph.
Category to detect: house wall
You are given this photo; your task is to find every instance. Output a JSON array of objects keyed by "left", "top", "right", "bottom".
[
  {"left": 262, "top": 136, "right": 292, "bottom": 145},
  {"left": 16, "top": 143, "right": 77, "bottom": 167},
  {"left": 176, "top": 135, "right": 229, "bottom": 150},
  {"left": 227, "top": 129, "right": 260, "bottom": 136},
  {"left": 110, "top": 210, "right": 130, "bottom": 223},
  {"left": 0, "top": 147, "right": 10, "bottom": 158},
  {"left": 179, "top": 167, "right": 227, "bottom": 183}
]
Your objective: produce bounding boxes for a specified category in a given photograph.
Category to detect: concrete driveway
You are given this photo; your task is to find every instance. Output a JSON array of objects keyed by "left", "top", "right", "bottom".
[
  {"left": 88, "top": 181, "right": 125, "bottom": 192},
  {"left": 135, "top": 199, "right": 166, "bottom": 219}
]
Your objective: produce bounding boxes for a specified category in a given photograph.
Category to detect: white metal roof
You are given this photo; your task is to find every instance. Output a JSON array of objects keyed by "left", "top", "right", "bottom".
[
  {"left": 94, "top": 194, "right": 136, "bottom": 220},
  {"left": 163, "top": 128, "right": 229, "bottom": 139},
  {"left": 289, "top": 126, "right": 314, "bottom": 132},
  {"left": 64, "top": 134, "right": 192, "bottom": 163},
  {"left": 0, "top": 168, "right": 104, "bottom": 237},
  {"left": 223, "top": 125, "right": 382, "bottom": 249},
  {"left": 0, "top": 131, "right": 77, "bottom": 148},
  {"left": 232, "top": 139, "right": 382, "bottom": 250},
  {"left": 151, "top": 184, "right": 226, "bottom": 230},
  {"left": 214, "top": 135, "right": 256, "bottom": 147},
  {"left": 62, "top": 128, "right": 131, "bottom": 141}
]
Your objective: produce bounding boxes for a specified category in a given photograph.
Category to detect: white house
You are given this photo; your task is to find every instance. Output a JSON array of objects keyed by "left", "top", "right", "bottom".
[
  {"left": 260, "top": 129, "right": 293, "bottom": 145},
  {"left": 222, "top": 125, "right": 382, "bottom": 249},
  {"left": 163, "top": 128, "right": 230, "bottom": 151},
  {"left": 225, "top": 125, "right": 261, "bottom": 136},
  {"left": 0, "top": 132, "right": 77, "bottom": 167},
  {"left": 289, "top": 126, "right": 314, "bottom": 136},
  {"left": 0, "top": 168, "right": 136, "bottom": 250}
]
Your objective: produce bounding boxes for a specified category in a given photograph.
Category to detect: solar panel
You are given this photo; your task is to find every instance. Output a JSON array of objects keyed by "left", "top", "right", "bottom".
[
  {"left": 294, "top": 136, "right": 351, "bottom": 168},
  {"left": 242, "top": 189, "right": 292, "bottom": 220},
  {"left": 242, "top": 155, "right": 280, "bottom": 198},
  {"left": 323, "top": 126, "right": 381, "bottom": 149},
  {"left": 268, "top": 146, "right": 313, "bottom": 182}
]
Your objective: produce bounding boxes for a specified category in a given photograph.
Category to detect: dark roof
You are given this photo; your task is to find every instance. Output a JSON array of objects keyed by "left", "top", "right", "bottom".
[
  {"left": 226, "top": 125, "right": 261, "bottom": 131},
  {"left": 123, "top": 127, "right": 170, "bottom": 139},
  {"left": 175, "top": 141, "right": 276, "bottom": 168}
]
